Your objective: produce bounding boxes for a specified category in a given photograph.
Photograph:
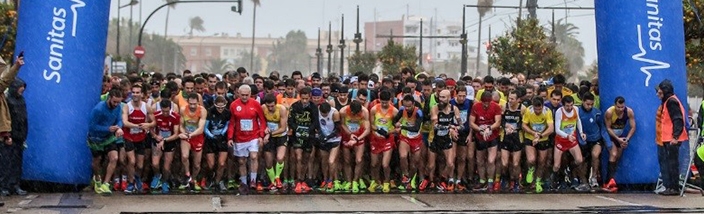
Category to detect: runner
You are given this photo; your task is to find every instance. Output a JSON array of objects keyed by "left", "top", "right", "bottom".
[
  {"left": 288, "top": 87, "right": 319, "bottom": 193},
  {"left": 428, "top": 89, "right": 461, "bottom": 192},
  {"left": 316, "top": 102, "right": 342, "bottom": 193},
  {"left": 204, "top": 96, "right": 231, "bottom": 192},
  {"left": 150, "top": 98, "right": 180, "bottom": 194},
  {"left": 500, "top": 90, "right": 525, "bottom": 192},
  {"left": 577, "top": 93, "right": 610, "bottom": 189},
  {"left": 228, "top": 85, "right": 267, "bottom": 194},
  {"left": 262, "top": 93, "right": 288, "bottom": 191},
  {"left": 394, "top": 95, "right": 425, "bottom": 191},
  {"left": 522, "top": 97, "right": 554, "bottom": 193},
  {"left": 603, "top": 96, "right": 636, "bottom": 193},
  {"left": 175, "top": 76, "right": 204, "bottom": 108},
  {"left": 368, "top": 90, "right": 399, "bottom": 193},
  {"left": 469, "top": 91, "right": 502, "bottom": 192},
  {"left": 330, "top": 85, "right": 350, "bottom": 111},
  {"left": 451, "top": 85, "right": 473, "bottom": 191},
  {"left": 552, "top": 96, "right": 588, "bottom": 192},
  {"left": 121, "top": 84, "right": 156, "bottom": 194},
  {"left": 178, "top": 93, "right": 207, "bottom": 192},
  {"left": 88, "top": 88, "right": 124, "bottom": 195},
  {"left": 339, "top": 95, "right": 371, "bottom": 193},
  {"left": 418, "top": 79, "right": 435, "bottom": 190}
]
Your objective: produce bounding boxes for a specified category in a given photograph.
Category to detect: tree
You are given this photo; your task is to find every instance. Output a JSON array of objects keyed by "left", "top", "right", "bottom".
[
  {"left": 489, "top": 18, "right": 567, "bottom": 77},
  {"left": 0, "top": 3, "right": 16, "bottom": 62},
  {"left": 267, "top": 30, "right": 309, "bottom": 74},
  {"left": 106, "top": 18, "right": 186, "bottom": 74},
  {"left": 163, "top": 0, "right": 178, "bottom": 37},
  {"left": 348, "top": 51, "right": 377, "bottom": 75},
  {"left": 547, "top": 19, "right": 585, "bottom": 77},
  {"left": 235, "top": 49, "right": 262, "bottom": 73},
  {"left": 684, "top": 0, "right": 704, "bottom": 85},
  {"left": 204, "top": 58, "right": 232, "bottom": 74},
  {"left": 188, "top": 16, "right": 205, "bottom": 36},
  {"left": 377, "top": 39, "right": 418, "bottom": 76},
  {"left": 477, "top": 0, "right": 494, "bottom": 18}
]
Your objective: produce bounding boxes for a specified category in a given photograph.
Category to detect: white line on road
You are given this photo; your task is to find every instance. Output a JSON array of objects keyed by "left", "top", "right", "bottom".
[
  {"left": 595, "top": 195, "right": 642, "bottom": 206},
  {"left": 211, "top": 196, "right": 222, "bottom": 210},
  {"left": 401, "top": 195, "right": 430, "bottom": 207}
]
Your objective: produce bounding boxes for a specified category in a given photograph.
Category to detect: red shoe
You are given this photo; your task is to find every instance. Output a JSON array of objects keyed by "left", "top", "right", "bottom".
[
  {"left": 142, "top": 182, "right": 149, "bottom": 191},
  {"left": 456, "top": 181, "right": 467, "bottom": 192},
  {"left": 113, "top": 180, "right": 122, "bottom": 191},
  {"left": 294, "top": 182, "right": 303, "bottom": 194},
  {"left": 268, "top": 183, "right": 277, "bottom": 191},
  {"left": 274, "top": 178, "right": 283, "bottom": 189},
  {"left": 602, "top": 178, "right": 618, "bottom": 193},
  {"left": 121, "top": 181, "right": 127, "bottom": 191},
  {"left": 493, "top": 180, "right": 501, "bottom": 192},
  {"left": 446, "top": 182, "right": 455, "bottom": 192},
  {"left": 419, "top": 179, "right": 430, "bottom": 191},
  {"left": 301, "top": 182, "right": 312, "bottom": 192},
  {"left": 200, "top": 178, "right": 207, "bottom": 189},
  {"left": 256, "top": 182, "right": 264, "bottom": 191},
  {"left": 319, "top": 181, "right": 327, "bottom": 189}
]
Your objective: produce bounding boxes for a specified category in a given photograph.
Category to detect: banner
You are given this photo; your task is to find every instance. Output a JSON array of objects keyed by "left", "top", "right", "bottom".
[
  {"left": 16, "top": 0, "right": 110, "bottom": 184},
  {"left": 595, "top": 0, "right": 688, "bottom": 184}
]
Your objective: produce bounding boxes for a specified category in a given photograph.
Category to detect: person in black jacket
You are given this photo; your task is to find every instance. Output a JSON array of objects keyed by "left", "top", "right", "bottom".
[
  {"left": 1, "top": 78, "right": 27, "bottom": 196},
  {"left": 655, "top": 79, "right": 687, "bottom": 196},
  {"left": 288, "top": 87, "right": 320, "bottom": 193}
]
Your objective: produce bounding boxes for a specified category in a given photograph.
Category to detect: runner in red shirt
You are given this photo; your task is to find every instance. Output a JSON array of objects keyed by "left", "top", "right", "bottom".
[
  {"left": 150, "top": 99, "right": 180, "bottom": 193},
  {"left": 227, "top": 84, "right": 266, "bottom": 194},
  {"left": 121, "top": 84, "right": 155, "bottom": 194},
  {"left": 469, "top": 90, "right": 502, "bottom": 192}
]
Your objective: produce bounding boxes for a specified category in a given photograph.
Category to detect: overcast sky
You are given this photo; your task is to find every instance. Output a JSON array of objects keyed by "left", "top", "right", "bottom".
[{"left": 109, "top": 0, "right": 596, "bottom": 64}]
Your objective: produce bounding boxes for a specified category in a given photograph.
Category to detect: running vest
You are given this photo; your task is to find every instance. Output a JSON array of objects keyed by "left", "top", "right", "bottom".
[
  {"left": 344, "top": 107, "right": 364, "bottom": 134},
  {"left": 558, "top": 107, "right": 579, "bottom": 137},
  {"left": 452, "top": 99, "right": 472, "bottom": 132},
  {"left": 319, "top": 108, "right": 341, "bottom": 143},
  {"left": 183, "top": 106, "right": 203, "bottom": 134},
  {"left": 264, "top": 104, "right": 286, "bottom": 137},
  {"left": 502, "top": 102, "right": 523, "bottom": 141},
  {"left": 155, "top": 110, "right": 178, "bottom": 139},
  {"left": 124, "top": 101, "right": 148, "bottom": 142},
  {"left": 400, "top": 106, "right": 421, "bottom": 139},
  {"left": 608, "top": 106, "right": 629, "bottom": 137},
  {"left": 434, "top": 108, "right": 455, "bottom": 142},
  {"left": 334, "top": 97, "right": 349, "bottom": 111},
  {"left": 372, "top": 104, "right": 395, "bottom": 137}
]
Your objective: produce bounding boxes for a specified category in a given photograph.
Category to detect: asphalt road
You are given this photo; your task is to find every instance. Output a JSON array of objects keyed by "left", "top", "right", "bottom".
[{"left": 2, "top": 191, "right": 704, "bottom": 214}]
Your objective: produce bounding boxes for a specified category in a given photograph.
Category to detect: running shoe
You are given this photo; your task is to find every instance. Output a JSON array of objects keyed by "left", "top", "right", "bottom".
[
  {"left": 456, "top": 180, "right": 467, "bottom": 192},
  {"left": 301, "top": 182, "right": 312, "bottom": 192},
  {"left": 294, "top": 182, "right": 303, "bottom": 194},
  {"left": 368, "top": 181, "right": 379, "bottom": 192},
  {"left": 418, "top": 179, "right": 430, "bottom": 191},
  {"left": 100, "top": 183, "right": 112, "bottom": 194},
  {"left": 161, "top": 183, "right": 170, "bottom": 194},
  {"left": 382, "top": 182, "right": 391, "bottom": 193},
  {"left": 602, "top": 178, "right": 618, "bottom": 193},
  {"left": 150, "top": 175, "right": 162, "bottom": 189},
  {"left": 352, "top": 181, "right": 360, "bottom": 193},
  {"left": 358, "top": 179, "right": 367, "bottom": 190},
  {"left": 239, "top": 182, "right": 250, "bottom": 195},
  {"left": 526, "top": 167, "right": 535, "bottom": 184},
  {"left": 487, "top": 182, "right": 494, "bottom": 193},
  {"left": 342, "top": 181, "right": 351, "bottom": 192},
  {"left": 436, "top": 181, "right": 447, "bottom": 192},
  {"left": 274, "top": 178, "right": 283, "bottom": 190},
  {"left": 326, "top": 181, "right": 334, "bottom": 193},
  {"left": 493, "top": 180, "right": 501, "bottom": 192},
  {"left": 218, "top": 181, "right": 228, "bottom": 193},
  {"left": 535, "top": 182, "right": 544, "bottom": 193},
  {"left": 256, "top": 182, "right": 265, "bottom": 192},
  {"left": 446, "top": 181, "right": 455, "bottom": 192},
  {"left": 575, "top": 183, "right": 591, "bottom": 192},
  {"left": 228, "top": 180, "right": 237, "bottom": 190},
  {"left": 113, "top": 178, "right": 121, "bottom": 191},
  {"left": 124, "top": 183, "right": 136, "bottom": 194}
]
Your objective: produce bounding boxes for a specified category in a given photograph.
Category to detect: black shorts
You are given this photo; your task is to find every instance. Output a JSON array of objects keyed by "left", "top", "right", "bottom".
[
  {"left": 205, "top": 137, "right": 229, "bottom": 154},
  {"left": 430, "top": 137, "right": 453, "bottom": 153},
  {"left": 318, "top": 141, "right": 341, "bottom": 152},
  {"left": 501, "top": 137, "right": 523, "bottom": 152},
  {"left": 580, "top": 139, "right": 605, "bottom": 158},
  {"left": 152, "top": 140, "right": 179, "bottom": 153},
  {"left": 125, "top": 140, "right": 147, "bottom": 155},
  {"left": 524, "top": 139, "right": 551, "bottom": 151},
  {"left": 476, "top": 138, "right": 499, "bottom": 151},
  {"left": 91, "top": 143, "right": 119, "bottom": 158},
  {"left": 264, "top": 136, "right": 287, "bottom": 152},
  {"left": 456, "top": 131, "right": 470, "bottom": 146},
  {"left": 290, "top": 136, "right": 313, "bottom": 153}
]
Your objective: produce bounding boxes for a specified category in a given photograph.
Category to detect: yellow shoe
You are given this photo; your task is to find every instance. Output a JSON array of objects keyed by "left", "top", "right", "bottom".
[
  {"left": 382, "top": 182, "right": 391, "bottom": 193},
  {"left": 368, "top": 181, "right": 379, "bottom": 192}
]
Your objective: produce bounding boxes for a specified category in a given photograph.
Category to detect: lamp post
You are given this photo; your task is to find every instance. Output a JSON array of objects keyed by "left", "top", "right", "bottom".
[
  {"left": 136, "top": 0, "right": 242, "bottom": 70},
  {"left": 117, "top": 0, "right": 139, "bottom": 56},
  {"left": 353, "top": 5, "right": 362, "bottom": 53},
  {"left": 338, "top": 14, "right": 346, "bottom": 76},
  {"left": 316, "top": 28, "right": 322, "bottom": 74},
  {"left": 326, "top": 22, "right": 333, "bottom": 76}
]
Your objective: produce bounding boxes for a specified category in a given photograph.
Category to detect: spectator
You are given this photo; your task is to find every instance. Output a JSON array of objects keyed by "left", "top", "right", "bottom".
[
  {"left": 1, "top": 78, "right": 27, "bottom": 196},
  {"left": 655, "top": 79, "right": 688, "bottom": 196},
  {"left": 0, "top": 56, "right": 23, "bottom": 196}
]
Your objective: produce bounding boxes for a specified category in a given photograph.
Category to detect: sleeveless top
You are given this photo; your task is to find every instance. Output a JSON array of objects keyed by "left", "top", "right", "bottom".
[
  {"left": 124, "top": 101, "right": 148, "bottom": 142},
  {"left": 319, "top": 108, "right": 342, "bottom": 143},
  {"left": 334, "top": 97, "right": 349, "bottom": 111},
  {"left": 608, "top": 106, "right": 629, "bottom": 137},
  {"left": 344, "top": 107, "right": 365, "bottom": 134},
  {"left": 434, "top": 109, "right": 455, "bottom": 141},
  {"left": 400, "top": 106, "right": 421, "bottom": 139},
  {"left": 558, "top": 107, "right": 579, "bottom": 137},
  {"left": 372, "top": 104, "right": 395, "bottom": 137},
  {"left": 502, "top": 102, "right": 522, "bottom": 141},
  {"left": 183, "top": 106, "right": 203, "bottom": 134},
  {"left": 264, "top": 104, "right": 286, "bottom": 137}
]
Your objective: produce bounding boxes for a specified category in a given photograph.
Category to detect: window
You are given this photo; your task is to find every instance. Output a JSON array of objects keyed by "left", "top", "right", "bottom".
[
  {"left": 437, "top": 41, "right": 441, "bottom": 46},
  {"left": 205, "top": 48, "right": 212, "bottom": 56},
  {"left": 190, "top": 48, "right": 197, "bottom": 56},
  {"left": 437, "top": 53, "right": 441, "bottom": 58}
]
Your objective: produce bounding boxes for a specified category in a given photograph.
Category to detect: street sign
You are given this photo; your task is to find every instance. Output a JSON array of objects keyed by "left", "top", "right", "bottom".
[{"left": 133, "top": 46, "right": 145, "bottom": 59}]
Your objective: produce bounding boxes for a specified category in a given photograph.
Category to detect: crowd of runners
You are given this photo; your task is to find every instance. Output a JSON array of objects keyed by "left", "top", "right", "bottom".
[{"left": 88, "top": 67, "right": 665, "bottom": 195}]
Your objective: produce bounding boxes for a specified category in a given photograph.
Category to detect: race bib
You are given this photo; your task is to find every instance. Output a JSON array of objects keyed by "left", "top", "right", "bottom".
[
  {"left": 160, "top": 130, "right": 172, "bottom": 138},
  {"left": 460, "top": 110, "right": 468, "bottom": 124},
  {"left": 348, "top": 122, "right": 360, "bottom": 133},
  {"left": 437, "top": 128, "right": 449, "bottom": 136},
  {"left": 296, "top": 126, "right": 310, "bottom": 137},
  {"left": 532, "top": 124, "right": 546, "bottom": 133},
  {"left": 267, "top": 122, "right": 279, "bottom": 132},
  {"left": 613, "top": 128, "right": 624, "bottom": 137},
  {"left": 240, "top": 119, "right": 254, "bottom": 131},
  {"left": 505, "top": 122, "right": 517, "bottom": 133},
  {"left": 186, "top": 125, "right": 197, "bottom": 133},
  {"left": 130, "top": 127, "right": 143, "bottom": 134},
  {"left": 406, "top": 131, "right": 420, "bottom": 138},
  {"left": 562, "top": 124, "right": 576, "bottom": 135}
]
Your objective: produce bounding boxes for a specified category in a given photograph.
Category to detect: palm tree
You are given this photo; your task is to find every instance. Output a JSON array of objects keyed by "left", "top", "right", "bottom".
[
  {"left": 548, "top": 19, "right": 585, "bottom": 76},
  {"left": 188, "top": 16, "right": 206, "bottom": 36},
  {"left": 163, "top": 0, "right": 178, "bottom": 37},
  {"left": 249, "top": 0, "right": 261, "bottom": 72},
  {"left": 205, "top": 59, "right": 232, "bottom": 74},
  {"left": 548, "top": 19, "right": 579, "bottom": 44}
]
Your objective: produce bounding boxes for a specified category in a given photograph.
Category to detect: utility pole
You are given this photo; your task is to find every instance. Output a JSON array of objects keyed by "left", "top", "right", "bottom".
[
  {"left": 419, "top": 19, "right": 423, "bottom": 67},
  {"left": 460, "top": 5, "right": 467, "bottom": 77},
  {"left": 354, "top": 5, "right": 362, "bottom": 53},
  {"left": 487, "top": 25, "right": 491, "bottom": 76},
  {"left": 475, "top": 17, "right": 482, "bottom": 77},
  {"left": 327, "top": 22, "right": 333, "bottom": 76},
  {"left": 339, "top": 14, "right": 346, "bottom": 76},
  {"left": 316, "top": 28, "right": 322, "bottom": 74}
]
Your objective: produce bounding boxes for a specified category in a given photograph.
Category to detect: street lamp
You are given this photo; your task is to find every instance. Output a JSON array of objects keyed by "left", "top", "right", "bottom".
[
  {"left": 116, "top": 0, "right": 139, "bottom": 56},
  {"left": 338, "top": 14, "right": 345, "bottom": 76},
  {"left": 135, "top": 0, "right": 242, "bottom": 70},
  {"left": 326, "top": 22, "right": 333, "bottom": 76}
]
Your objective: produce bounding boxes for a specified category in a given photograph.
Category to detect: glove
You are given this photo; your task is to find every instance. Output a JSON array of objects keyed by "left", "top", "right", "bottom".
[{"left": 376, "top": 129, "right": 389, "bottom": 138}]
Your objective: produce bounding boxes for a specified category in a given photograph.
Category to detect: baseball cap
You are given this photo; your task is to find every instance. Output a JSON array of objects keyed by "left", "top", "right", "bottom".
[
  {"left": 368, "top": 81, "right": 375, "bottom": 88},
  {"left": 311, "top": 88, "right": 323, "bottom": 97},
  {"left": 350, "top": 76, "right": 358, "bottom": 83}
]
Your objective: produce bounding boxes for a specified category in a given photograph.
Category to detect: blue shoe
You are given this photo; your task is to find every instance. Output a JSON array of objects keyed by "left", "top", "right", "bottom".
[
  {"left": 161, "top": 182, "right": 170, "bottom": 194},
  {"left": 150, "top": 175, "right": 162, "bottom": 189},
  {"left": 124, "top": 183, "right": 136, "bottom": 194},
  {"left": 135, "top": 177, "right": 144, "bottom": 193}
]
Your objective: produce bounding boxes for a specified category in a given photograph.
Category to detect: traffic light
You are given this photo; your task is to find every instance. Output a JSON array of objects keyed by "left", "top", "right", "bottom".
[{"left": 231, "top": 0, "right": 242, "bottom": 14}]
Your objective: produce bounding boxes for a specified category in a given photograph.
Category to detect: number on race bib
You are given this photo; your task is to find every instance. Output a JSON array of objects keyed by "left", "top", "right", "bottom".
[{"left": 241, "top": 119, "right": 254, "bottom": 131}]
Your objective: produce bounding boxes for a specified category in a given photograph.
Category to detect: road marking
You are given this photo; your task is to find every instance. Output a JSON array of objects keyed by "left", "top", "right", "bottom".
[
  {"left": 211, "top": 196, "right": 222, "bottom": 210},
  {"left": 17, "top": 200, "right": 31, "bottom": 206},
  {"left": 594, "top": 195, "right": 642, "bottom": 206},
  {"left": 401, "top": 195, "right": 430, "bottom": 207}
]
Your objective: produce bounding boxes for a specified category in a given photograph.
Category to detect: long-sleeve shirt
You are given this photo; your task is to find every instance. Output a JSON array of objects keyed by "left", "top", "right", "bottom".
[
  {"left": 228, "top": 98, "right": 266, "bottom": 143},
  {"left": 88, "top": 101, "right": 123, "bottom": 142},
  {"left": 205, "top": 107, "right": 231, "bottom": 139},
  {"left": 288, "top": 100, "right": 321, "bottom": 139},
  {"left": 578, "top": 106, "right": 612, "bottom": 147}
]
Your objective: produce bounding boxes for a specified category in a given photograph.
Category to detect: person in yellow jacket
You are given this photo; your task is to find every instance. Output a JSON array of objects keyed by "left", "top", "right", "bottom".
[{"left": 547, "top": 74, "right": 573, "bottom": 98}]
